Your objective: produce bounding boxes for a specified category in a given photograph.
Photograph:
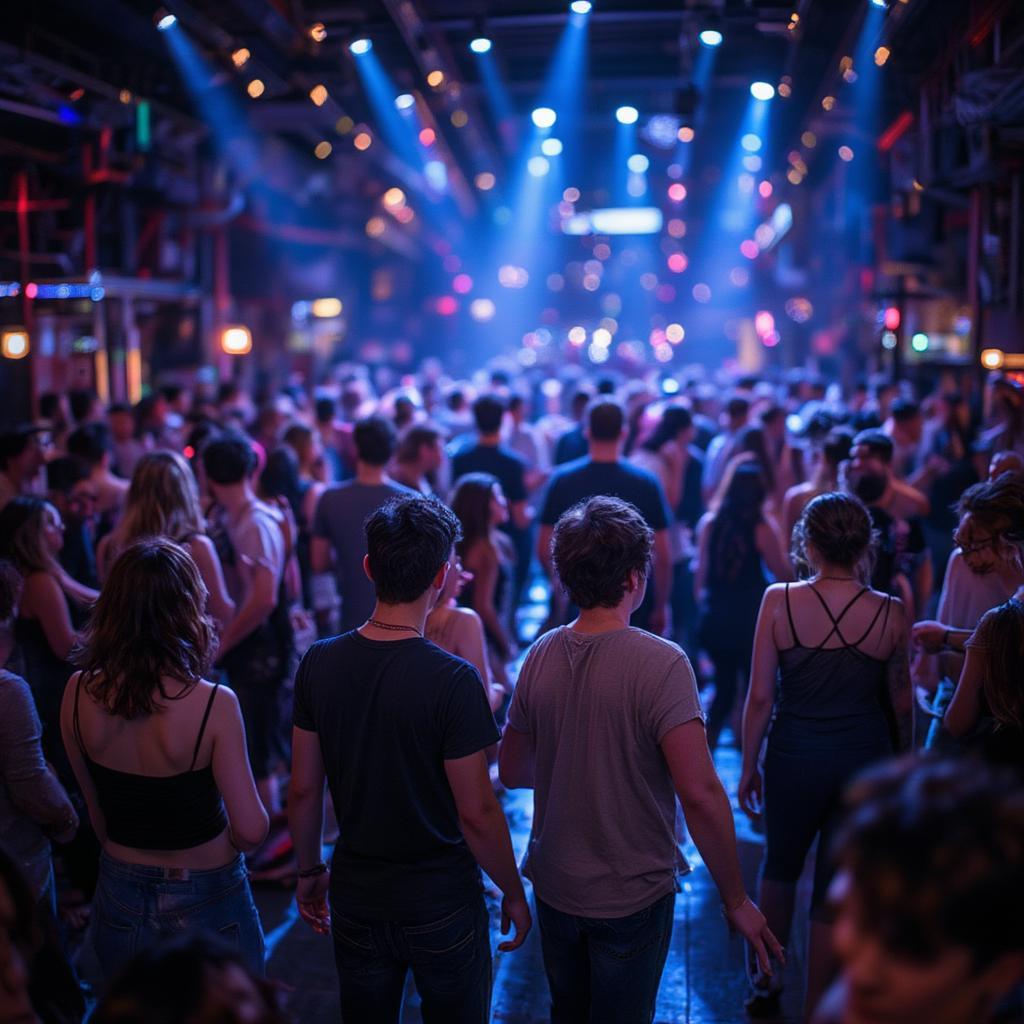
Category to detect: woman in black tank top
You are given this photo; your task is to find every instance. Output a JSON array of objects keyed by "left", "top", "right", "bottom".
[
  {"left": 60, "top": 539, "right": 269, "bottom": 984},
  {"left": 738, "top": 494, "right": 912, "bottom": 1021}
]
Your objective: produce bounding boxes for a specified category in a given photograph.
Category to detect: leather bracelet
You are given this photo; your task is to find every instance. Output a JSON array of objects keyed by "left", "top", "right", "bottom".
[{"left": 297, "top": 861, "right": 328, "bottom": 879}]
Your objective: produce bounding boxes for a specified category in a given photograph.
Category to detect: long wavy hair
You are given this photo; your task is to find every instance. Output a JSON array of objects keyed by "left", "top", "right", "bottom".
[
  {"left": 110, "top": 451, "right": 206, "bottom": 559},
  {"left": 74, "top": 538, "right": 214, "bottom": 719},
  {"left": 450, "top": 472, "right": 499, "bottom": 559},
  {"left": 0, "top": 496, "right": 59, "bottom": 576},
  {"left": 707, "top": 462, "right": 767, "bottom": 586}
]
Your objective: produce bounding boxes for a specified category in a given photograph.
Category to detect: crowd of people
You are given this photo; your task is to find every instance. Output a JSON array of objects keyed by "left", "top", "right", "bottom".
[{"left": 0, "top": 361, "right": 1022, "bottom": 1024}]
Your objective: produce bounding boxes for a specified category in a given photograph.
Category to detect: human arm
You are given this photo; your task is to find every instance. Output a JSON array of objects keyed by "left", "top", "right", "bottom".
[
  {"left": 912, "top": 619, "right": 972, "bottom": 654},
  {"left": 509, "top": 499, "right": 531, "bottom": 531},
  {"left": 466, "top": 546, "right": 512, "bottom": 659},
  {"left": 211, "top": 687, "right": 270, "bottom": 851},
  {"left": 444, "top": 750, "right": 531, "bottom": 950},
  {"left": 739, "top": 588, "right": 781, "bottom": 816},
  {"left": 59, "top": 672, "right": 107, "bottom": 844},
  {"left": 310, "top": 536, "right": 333, "bottom": 574},
  {"left": 2, "top": 676, "right": 77, "bottom": 841},
  {"left": 55, "top": 565, "right": 99, "bottom": 608},
  {"left": 22, "top": 573, "right": 77, "bottom": 661},
  {"left": 289, "top": 725, "right": 330, "bottom": 934},
  {"left": 216, "top": 563, "right": 277, "bottom": 658},
  {"left": 944, "top": 644, "right": 986, "bottom": 738},
  {"left": 451, "top": 609, "right": 502, "bottom": 710},
  {"left": 662, "top": 719, "right": 784, "bottom": 974},
  {"left": 756, "top": 521, "right": 793, "bottom": 583},
  {"left": 189, "top": 534, "right": 235, "bottom": 626},
  {"left": 885, "top": 600, "right": 914, "bottom": 751},
  {"left": 497, "top": 723, "right": 535, "bottom": 789}
]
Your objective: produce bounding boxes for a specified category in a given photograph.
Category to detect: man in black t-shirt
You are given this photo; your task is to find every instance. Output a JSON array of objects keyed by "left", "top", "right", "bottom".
[
  {"left": 289, "top": 495, "right": 530, "bottom": 1024},
  {"left": 538, "top": 398, "right": 674, "bottom": 635}
]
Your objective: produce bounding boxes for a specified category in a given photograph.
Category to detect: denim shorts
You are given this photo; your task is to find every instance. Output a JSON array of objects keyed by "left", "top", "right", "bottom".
[{"left": 89, "top": 852, "right": 265, "bottom": 984}]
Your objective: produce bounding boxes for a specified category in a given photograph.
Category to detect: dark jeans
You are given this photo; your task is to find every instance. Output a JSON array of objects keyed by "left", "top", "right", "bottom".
[
  {"left": 331, "top": 897, "right": 491, "bottom": 1024},
  {"left": 537, "top": 891, "right": 675, "bottom": 1024}
]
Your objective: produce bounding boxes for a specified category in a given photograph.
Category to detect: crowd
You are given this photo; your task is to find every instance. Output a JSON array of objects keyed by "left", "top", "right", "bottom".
[{"left": 0, "top": 361, "right": 1022, "bottom": 1024}]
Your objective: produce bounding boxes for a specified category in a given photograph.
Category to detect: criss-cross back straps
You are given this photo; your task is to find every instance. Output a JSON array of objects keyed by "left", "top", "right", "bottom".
[
  {"left": 847, "top": 592, "right": 894, "bottom": 649},
  {"left": 805, "top": 584, "right": 870, "bottom": 649}
]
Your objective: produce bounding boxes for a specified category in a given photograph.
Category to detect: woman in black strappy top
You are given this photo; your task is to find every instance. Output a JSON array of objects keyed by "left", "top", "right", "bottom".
[
  {"left": 738, "top": 493, "right": 912, "bottom": 1022},
  {"left": 59, "top": 539, "right": 269, "bottom": 985}
]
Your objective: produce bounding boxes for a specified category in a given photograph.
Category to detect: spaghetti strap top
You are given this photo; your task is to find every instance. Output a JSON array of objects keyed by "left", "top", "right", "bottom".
[
  {"left": 773, "top": 585, "right": 895, "bottom": 748},
  {"left": 73, "top": 677, "right": 228, "bottom": 850}
]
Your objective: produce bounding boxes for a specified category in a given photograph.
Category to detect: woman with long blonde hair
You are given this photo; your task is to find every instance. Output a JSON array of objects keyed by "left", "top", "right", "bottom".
[{"left": 98, "top": 451, "right": 235, "bottom": 626}]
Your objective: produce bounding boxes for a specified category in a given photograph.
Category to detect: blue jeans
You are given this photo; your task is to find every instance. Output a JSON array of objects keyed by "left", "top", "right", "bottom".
[
  {"left": 89, "top": 853, "right": 264, "bottom": 984},
  {"left": 537, "top": 891, "right": 675, "bottom": 1024},
  {"left": 331, "top": 897, "right": 491, "bottom": 1024}
]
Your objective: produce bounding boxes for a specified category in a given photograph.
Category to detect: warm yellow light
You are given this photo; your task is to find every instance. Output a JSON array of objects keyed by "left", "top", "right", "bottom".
[
  {"left": 311, "top": 298, "right": 343, "bottom": 318},
  {"left": 475, "top": 172, "right": 496, "bottom": 191},
  {"left": 981, "top": 348, "right": 1005, "bottom": 370},
  {"left": 777, "top": 82, "right": 792, "bottom": 98},
  {"left": 383, "top": 187, "right": 406, "bottom": 208},
  {"left": 450, "top": 109, "right": 468, "bottom": 127},
  {"left": 426, "top": 70, "right": 445, "bottom": 88},
  {"left": 1, "top": 328, "right": 29, "bottom": 360},
  {"left": 353, "top": 131, "right": 372, "bottom": 150},
  {"left": 310, "top": 84, "right": 328, "bottom": 106},
  {"left": 221, "top": 325, "right": 252, "bottom": 355},
  {"left": 231, "top": 47, "right": 251, "bottom": 68},
  {"left": 119, "top": 89, "right": 133, "bottom": 104},
  {"left": 839, "top": 56, "right": 853, "bottom": 72},
  {"left": 366, "top": 217, "right": 386, "bottom": 238},
  {"left": 822, "top": 95, "right": 835, "bottom": 111},
  {"left": 787, "top": 168, "right": 802, "bottom": 185},
  {"left": 666, "top": 323, "right": 685, "bottom": 344},
  {"left": 309, "top": 22, "right": 326, "bottom": 42},
  {"left": 874, "top": 46, "right": 890, "bottom": 66},
  {"left": 314, "top": 141, "right": 332, "bottom": 159},
  {"left": 678, "top": 126, "right": 695, "bottom": 143},
  {"left": 247, "top": 79, "right": 265, "bottom": 98},
  {"left": 801, "top": 130, "right": 817, "bottom": 148}
]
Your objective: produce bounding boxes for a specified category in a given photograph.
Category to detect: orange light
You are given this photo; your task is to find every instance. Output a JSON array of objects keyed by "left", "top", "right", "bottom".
[
  {"left": 353, "top": 131, "right": 372, "bottom": 150},
  {"left": 1, "top": 328, "right": 29, "bottom": 360},
  {"left": 221, "top": 325, "right": 252, "bottom": 355}
]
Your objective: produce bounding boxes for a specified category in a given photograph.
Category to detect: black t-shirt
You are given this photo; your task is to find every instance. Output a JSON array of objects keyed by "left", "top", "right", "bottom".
[
  {"left": 293, "top": 632, "right": 500, "bottom": 921},
  {"left": 540, "top": 457, "right": 672, "bottom": 530},
  {"left": 450, "top": 442, "right": 527, "bottom": 503}
]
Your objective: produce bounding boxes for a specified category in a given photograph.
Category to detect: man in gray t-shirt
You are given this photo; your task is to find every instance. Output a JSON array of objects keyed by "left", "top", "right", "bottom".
[
  {"left": 499, "top": 496, "right": 781, "bottom": 1020},
  {"left": 312, "top": 415, "right": 414, "bottom": 633}
]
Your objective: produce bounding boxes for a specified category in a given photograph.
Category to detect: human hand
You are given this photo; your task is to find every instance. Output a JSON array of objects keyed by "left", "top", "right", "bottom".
[
  {"left": 499, "top": 895, "right": 532, "bottom": 952},
  {"left": 724, "top": 897, "right": 785, "bottom": 978},
  {"left": 296, "top": 871, "right": 331, "bottom": 936},
  {"left": 911, "top": 620, "right": 946, "bottom": 654},
  {"left": 738, "top": 768, "right": 763, "bottom": 817}
]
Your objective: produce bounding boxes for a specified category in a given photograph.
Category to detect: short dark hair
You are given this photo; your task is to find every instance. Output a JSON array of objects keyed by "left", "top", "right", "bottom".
[
  {"left": 552, "top": 496, "right": 652, "bottom": 609},
  {"left": 395, "top": 423, "right": 441, "bottom": 464},
  {"left": 472, "top": 394, "right": 506, "bottom": 435},
  {"left": 46, "top": 455, "right": 90, "bottom": 495},
  {"left": 314, "top": 395, "right": 336, "bottom": 424},
  {"left": 38, "top": 393, "right": 64, "bottom": 423},
  {"left": 353, "top": 414, "right": 397, "bottom": 466},
  {"left": 726, "top": 394, "right": 751, "bottom": 421},
  {"left": 587, "top": 398, "right": 624, "bottom": 442},
  {"left": 835, "top": 757, "right": 1024, "bottom": 970},
  {"left": 69, "top": 389, "right": 98, "bottom": 423},
  {"left": 365, "top": 496, "right": 461, "bottom": 604},
  {"left": 201, "top": 434, "right": 256, "bottom": 485},
  {"left": 0, "top": 426, "right": 37, "bottom": 468},
  {"left": 890, "top": 398, "right": 920, "bottom": 423},
  {"left": 67, "top": 422, "right": 112, "bottom": 467},
  {"left": 852, "top": 429, "right": 894, "bottom": 463}
]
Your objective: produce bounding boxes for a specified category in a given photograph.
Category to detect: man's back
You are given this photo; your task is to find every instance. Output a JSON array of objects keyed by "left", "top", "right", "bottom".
[
  {"left": 540, "top": 457, "right": 670, "bottom": 531},
  {"left": 451, "top": 443, "right": 526, "bottom": 505},
  {"left": 312, "top": 480, "right": 413, "bottom": 630},
  {"left": 294, "top": 632, "right": 498, "bottom": 921},
  {"left": 507, "top": 626, "right": 702, "bottom": 917}
]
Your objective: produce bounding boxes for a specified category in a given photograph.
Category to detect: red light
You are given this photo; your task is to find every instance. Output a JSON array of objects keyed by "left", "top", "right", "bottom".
[
  {"left": 758, "top": 180, "right": 773, "bottom": 198},
  {"left": 452, "top": 274, "right": 473, "bottom": 294},
  {"left": 183, "top": 445, "right": 195, "bottom": 459},
  {"left": 436, "top": 295, "right": 458, "bottom": 316},
  {"left": 419, "top": 128, "right": 436, "bottom": 146},
  {"left": 25, "top": 282, "right": 38, "bottom": 299},
  {"left": 740, "top": 240, "right": 760, "bottom": 260},
  {"left": 667, "top": 253, "right": 688, "bottom": 273},
  {"left": 884, "top": 307, "right": 900, "bottom": 330},
  {"left": 668, "top": 183, "right": 687, "bottom": 202}
]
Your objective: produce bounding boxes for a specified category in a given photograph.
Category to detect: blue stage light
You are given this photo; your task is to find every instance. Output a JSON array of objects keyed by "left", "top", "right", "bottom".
[
  {"left": 531, "top": 107, "right": 557, "bottom": 128},
  {"left": 349, "top": 38, "right": 372, "bottom": 55},
  {"left": 627, "top": 153, "right": 649, "bottom": 173},
  {"left": 541, "top": 137, "right": 563, "bottom": 156},
  {"left": 699, "top": 29, "right": 722, "bottom": 47},
  {"left": 750, "top": 81, "right": 775, "bottom": 101},
  {"left": 470, "top": 37, "right": 492, "bottom": 54},
  {"left": 527, "top": 156, "right": 551, "bottom": 177},
  {"left": 615, "top": 105, "right": 638, "bottom": 125},
  {"left": 869, "top": 0, "right": 887, "bottom": 7},
  {"left": 741, "top": 133, "right": 762, "bottom": 152},
  {"left": 394, "top": 93, "right": 415, "bottom": 110},
  {"left": 570, "top": 1, "right": 592, "bottom": 12},
  {"left": 156, "top": 13, "right": 176, "bottom": 31}
]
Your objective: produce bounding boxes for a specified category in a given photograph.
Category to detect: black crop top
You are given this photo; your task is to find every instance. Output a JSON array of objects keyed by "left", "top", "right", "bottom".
[{"left": 73, "top": 676, "right": 228, "bottom": 850}]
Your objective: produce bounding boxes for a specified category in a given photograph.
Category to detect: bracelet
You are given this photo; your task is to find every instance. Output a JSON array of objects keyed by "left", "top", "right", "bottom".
[{"left": 297, "top": 862, "right": 328, "bottom": 879}]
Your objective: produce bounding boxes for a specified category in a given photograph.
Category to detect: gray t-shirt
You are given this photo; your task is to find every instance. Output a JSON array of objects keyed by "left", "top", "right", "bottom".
[
  {"left": 508, "top": 626, "right": 703, "bottom": 918},
  {"left": 312, "top": 480, "right": 415, "bottom": 631}
]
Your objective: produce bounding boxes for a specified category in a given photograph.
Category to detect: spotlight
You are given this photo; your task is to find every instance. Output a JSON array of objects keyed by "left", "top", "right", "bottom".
[
  {"left": 541, "top": 138, "right": 563, "bottom": 156},
  {"left": 395, "top": 93, "right": 415, "bottom": 110},
  {"left": 231, "top": 47, "right": 250, "bottom": 67},
  {"left": 627, "top": 153, "right": 649, "bottom": 173},
  {"left": 155, "top": 10, "right": 176, "bottom": 31},
  {"left": 310, "top": 84, "right": 328, "bottom": 106},
  {"left": 531, "top": 107, "right": 557, "bottom": 128},
  {"left": 570, "top": 1, "right": 592, "bottom": 12},
  {"left": 426, "top": 70, "right": 444, "bottom": 87},
  {"left": 349, "top": 38, "right": 372, "bottom": 55},
  {"left": 750, "top": 81, "right": 775, "bottom": 101},
  {"left": 221, "top": 326, "right": 252, "bottom": 356},
  {"left": 741, "top": 133, "right": 762, "bottom": 152},
  {"left": 527, "top": 156, "right": 551, "bottom": 177},
  {"left": 469, "top": 37, "right": 492, "bottom": 53},
  {"left": 699, "top": 29, "right": 723, "bottom": 47},
  {"left": 870, "top": 0, "right": 887, "bottom": 7},
  {"left": 1, "top": 328, "right": 29, "bottom": 360},
  {"left": 838, "top": 145, "right": 854, "bottom": 161},
  {"left": 246, "top": 79, "right": 265, "bottom": 99},
  {"left": 615, "top": 105, "right": 639, "bottom": 124}
]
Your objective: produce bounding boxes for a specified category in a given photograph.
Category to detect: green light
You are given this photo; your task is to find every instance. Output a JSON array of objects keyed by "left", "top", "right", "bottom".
[
  {"left": 911, "top": 332, "right": 929, "bottom": 352},
  {"left": 136, "top": 100, "right": 151, "bottom": 151}
]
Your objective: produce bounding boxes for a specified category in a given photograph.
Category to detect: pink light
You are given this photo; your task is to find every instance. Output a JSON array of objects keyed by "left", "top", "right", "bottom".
[
  {"left": 25, "top": 282, "right": 38, "bottom": 299},
  {"left": 436, "top": 295, "right": 458, "bottom": 316},
  {"left": 452, "top": 274, "right": 473, "bottom": 294},
  {"left": 755, "top": 310, "right": 775, "bottom": 336},
  {"left": 758, "top": 180, "right": 773, "bottom": 198},
  {"left": 667, "top": 253, "right": 688, "bottom": 273},
  {"left": 656, "top": 284, "right": 677, "bottom": 302},
  {"left": 667, "top": 183, "right": 687, "bottom": 202},
  {"left": 419, "top": 128, "right": 436, "bottom": 146},
  {"left": 884, "top": 307, "right": 901, "bottom": 330},
  {"left": 740, "top": 239, "right": 760, "bottom": 260}
]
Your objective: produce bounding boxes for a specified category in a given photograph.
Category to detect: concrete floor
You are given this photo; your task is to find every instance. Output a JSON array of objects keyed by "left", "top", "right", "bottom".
[{"left": 256, "top": 739, "right": 810, "bottom": 1023}]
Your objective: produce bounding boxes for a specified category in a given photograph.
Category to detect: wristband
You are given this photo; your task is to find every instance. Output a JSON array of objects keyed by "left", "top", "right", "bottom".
[{"left": 297, "top": 861, "right": 328, "bottom": 879}]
